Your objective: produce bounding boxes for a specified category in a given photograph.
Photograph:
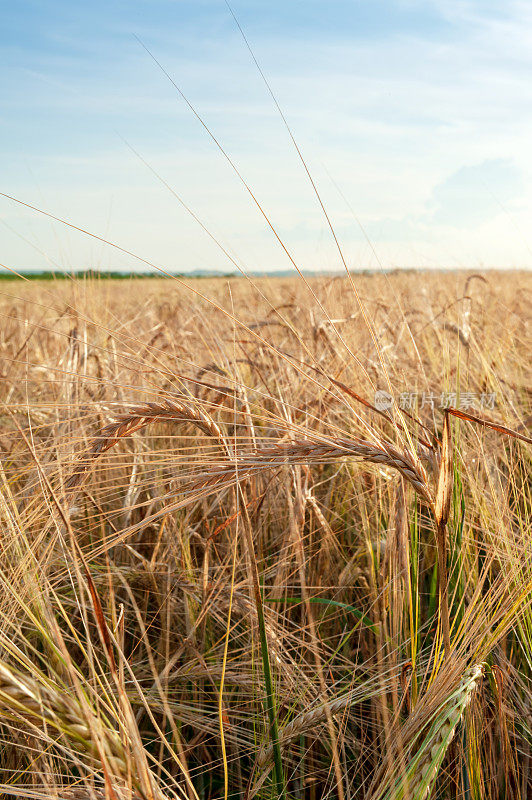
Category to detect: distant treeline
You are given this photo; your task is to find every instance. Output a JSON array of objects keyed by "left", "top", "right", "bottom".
[
  {"left": 0, "top": 270, "right": 235, "bottom": 281},
  {"left": 0, "top": 267, "right": 487, "bottom": 281},
  {"left": 0, "top": 269, "right": 320, "bottom": 281}
]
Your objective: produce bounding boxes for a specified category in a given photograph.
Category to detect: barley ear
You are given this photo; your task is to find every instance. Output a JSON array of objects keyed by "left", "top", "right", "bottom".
[
  {"left": 376, "top": 664, "right": 484, "bottom": 800},
  {"left": 411, "top": 664, "right": 483, "bottom": 800}
]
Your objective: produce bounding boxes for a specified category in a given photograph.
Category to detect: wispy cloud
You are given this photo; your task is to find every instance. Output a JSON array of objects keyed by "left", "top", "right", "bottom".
[
  {"left": 1, "top": 0, "right": 531, "bottom": 270},
  {"left": 366, "top": 159, "right": 525, "bottom": 238}
]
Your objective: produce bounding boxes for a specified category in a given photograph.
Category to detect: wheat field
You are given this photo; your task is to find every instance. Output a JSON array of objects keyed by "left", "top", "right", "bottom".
[{"left": 0, "top": 267, "right": 530, "bottom": 800}]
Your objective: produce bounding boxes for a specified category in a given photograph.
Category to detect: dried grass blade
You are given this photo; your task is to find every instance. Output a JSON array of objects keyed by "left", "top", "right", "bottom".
[{"left": 446, "top": 407, "right": 532, "bottom": 444}]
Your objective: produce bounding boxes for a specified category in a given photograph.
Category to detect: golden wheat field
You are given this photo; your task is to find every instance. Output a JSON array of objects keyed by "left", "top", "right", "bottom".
[{"left": 0, "top": 267, "right": 530, "bottom": 800}]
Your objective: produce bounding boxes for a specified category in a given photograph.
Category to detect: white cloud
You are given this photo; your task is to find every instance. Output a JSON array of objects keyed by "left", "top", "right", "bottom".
[{"left": 2, "top": 0, "right": 532, "bottom": 270}]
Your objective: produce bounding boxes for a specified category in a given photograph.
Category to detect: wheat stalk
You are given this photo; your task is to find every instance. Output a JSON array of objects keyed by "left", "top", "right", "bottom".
[{"left": 65, "top": 397, "right": 432, "bottom": 506}]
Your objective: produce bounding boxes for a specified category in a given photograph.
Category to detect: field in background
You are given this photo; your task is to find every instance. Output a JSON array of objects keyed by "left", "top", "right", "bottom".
[{"left": 0, "top": 268, "right": 530, "bottom": 800}]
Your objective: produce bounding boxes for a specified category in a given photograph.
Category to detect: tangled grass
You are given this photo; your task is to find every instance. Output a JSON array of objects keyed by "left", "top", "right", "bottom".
[{"left": 0, "top": 268, "right": 530, "bottom": 799}]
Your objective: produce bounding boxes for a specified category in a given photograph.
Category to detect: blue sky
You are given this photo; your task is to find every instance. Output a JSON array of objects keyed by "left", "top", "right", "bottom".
[{"left": 2, "top": 0, "right": 532, "bottom": 272}]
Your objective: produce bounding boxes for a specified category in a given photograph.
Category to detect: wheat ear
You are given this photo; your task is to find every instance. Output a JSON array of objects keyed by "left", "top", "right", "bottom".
[
  {"left": 0, "top": 661, "right": 167, "bottom": 798},
  {"left": 376, "top": 664, "right": 484, "bottom": 800},
  {"left": 256, "top": 688, "right": 362, "bottom": 768},
  {"left": 66, "top": 398, "right": 227, "bottom": 490},
  {"left": 188, "top": 438, "right": 432, "bottom": 504}
]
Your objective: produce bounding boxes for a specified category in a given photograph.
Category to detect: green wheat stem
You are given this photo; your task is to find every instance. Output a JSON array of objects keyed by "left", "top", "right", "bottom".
[{"left": 239, "top": 488, "right": 286, "bottom": 800}]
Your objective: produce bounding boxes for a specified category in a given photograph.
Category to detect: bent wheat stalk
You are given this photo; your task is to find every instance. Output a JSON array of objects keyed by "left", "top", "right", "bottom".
[
  {"left": 185, "top": 438, "right": 433, "bottom": 505},
  {"left": 65, "top": 400, "right": 431, "bottom": 504},
  {"left": 256, "top": 682, "right": 380, "bottom": 770}
]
